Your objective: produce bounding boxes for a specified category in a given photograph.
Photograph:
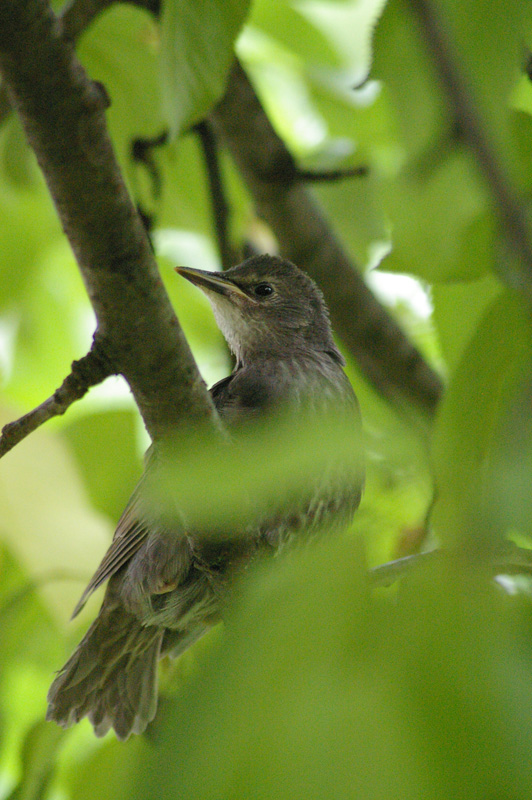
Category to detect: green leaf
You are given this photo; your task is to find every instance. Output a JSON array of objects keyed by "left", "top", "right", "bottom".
[
  {"left": 431, "top": 291, "right": 532, "bottom": 546},
  {"left": 5, "top": 720, "right": 64, "bottom": 800},
  {"left": 0, "top": 547, "right": 60, "bottom": 670},
  {"left": 65, "top": 736, "right": 149, "bottom": 800},
  {"left": 129, "top": 539, "right": 532, "bottom": 799},
  {"left": 436, "top": 0, "right": 527, "bottom": 184},
  {"left": 78, "top": 5, "right": 166, "bottom": 167},
  {"left": 379, "top": 150, "right": 493, "bottom": 283},
  {"left": 161, "top": 0, "right": 252, "bottom": 135},
  {"left": 432, "top": 274, "right": 502, "bottom": 371},
  {"left": 490, "top": 365, "right": 532, "bottom": 537},
  {"left": 62, "top": 410, "right": 142, "bottom": 522},
  {"left": 247, "top": 0, "right": 342, "bottom": 70},
  {"left": 372, "top": 0, "right": 448, "bottom": 160},
  {"left": 5, "top": 243, "right": 93, "bottom": 410},
  {"left": 0, "top": 169, "right": 60, "bottom": 309}
]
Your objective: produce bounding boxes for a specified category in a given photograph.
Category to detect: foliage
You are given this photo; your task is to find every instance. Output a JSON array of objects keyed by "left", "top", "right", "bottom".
[{"left": 1, "top": 0, "right": 532, "bottom": 797}]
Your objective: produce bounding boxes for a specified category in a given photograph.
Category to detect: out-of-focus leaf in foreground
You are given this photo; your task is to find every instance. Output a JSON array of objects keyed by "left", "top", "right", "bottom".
[
  {"left": 130, "top": 542, "right": 532, "bottom": 800},
  {"left": 431, "top": 291, "right": 532, "bottom": 548},
  {"left": 0, "top": 408, "right": 112, "bottom": 623},
  {"left": 4, "top": 720, "right": 64, "bottom": 800},
  {"left": 148, "top": 405, "right": 364, "bottom": 538}
]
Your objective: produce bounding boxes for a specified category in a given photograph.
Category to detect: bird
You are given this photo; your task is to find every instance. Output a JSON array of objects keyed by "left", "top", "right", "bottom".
[{"left": 46, "top": 254, "right": 364, "bottom": 740}]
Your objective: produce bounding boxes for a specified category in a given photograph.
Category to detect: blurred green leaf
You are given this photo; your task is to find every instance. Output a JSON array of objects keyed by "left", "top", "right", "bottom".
[
  {"left": 0, "top": 177, "right": 60, "bottom": 309},
  {"left": 129, "top": 539, "right": 532, "bottom": 800},
  {"left": 431, "top": 291, "right": 532, "bottom": 546},
  {"left": 149, "top": 406, "right": 364, "bottom": 536},
  {"left": 0, "top": 407, "right": 112, "bottom": 623},
  {"left": 64, "top": 736, "right": 148, "bottom": 800},
  {"left": 248, "top": 0, "right": 342, "bottom": 69},
  {"left": 372, "top": 0, "right": 448, "bottom": 159},
  {"left": 490, "top": 367, "right": 532, "bottom": 537},
  {"left": 5, "top": 720, "right": 64, "bottom": 800},
  {"left": 0, "top": 547, "right": 59, "bottom": 671},
  {"left": 6, "top": 244, "right": 93, "bottom": 409},
  {"left": 153, "top": 135, "right": 214, "bottom": 236},
  {"left": 161, "top": 0, "right": 252, "bottom": 135},
  {"left": 372, "top": 0, "right": 527, "bottom": 287},
  {"left": 238, "top": 27, "right": 330, "bottom": 158},
  {"left": 63, "top": 410, "right": 142, "bottom": 521},
  {"left": 379, "top": 150, "right": 493, "bottom": 282},
  {"left": 436, "top": 0, "right": 526, "bottom": 184},
  {"left": 432, "top": 273, "right": 502, "bottom": 370}
]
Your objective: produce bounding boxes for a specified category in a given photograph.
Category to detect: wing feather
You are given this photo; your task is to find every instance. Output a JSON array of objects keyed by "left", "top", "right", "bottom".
[{"left": 72, "top": 466, "right": 154, "bottom": 617}]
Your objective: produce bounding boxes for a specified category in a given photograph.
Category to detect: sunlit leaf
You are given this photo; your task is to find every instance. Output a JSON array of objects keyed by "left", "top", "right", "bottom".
[
  {"left": 78, "top": 5, "right": 165, "bottom": 167},
  {"left": 161, "top": 0, "right": 252, "bottom": 135}
]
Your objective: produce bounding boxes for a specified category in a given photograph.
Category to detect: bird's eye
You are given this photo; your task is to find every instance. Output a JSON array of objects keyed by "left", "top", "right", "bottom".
[{"left": 253, "top": 283, "right": 274, "bottom": 297}]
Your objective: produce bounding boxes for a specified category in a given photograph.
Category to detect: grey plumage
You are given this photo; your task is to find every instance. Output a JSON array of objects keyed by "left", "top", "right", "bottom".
[{"left": 46, "top": 255, "right": 364, "bottom": 740}]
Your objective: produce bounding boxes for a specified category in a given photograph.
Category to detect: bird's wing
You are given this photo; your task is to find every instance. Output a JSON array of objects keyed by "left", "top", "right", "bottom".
[
  {"left": 71, "top": 475, "right": 153, "bottom": 618},
  {"left": 70, "top": 371, "right": 245, "bottom": 619}
]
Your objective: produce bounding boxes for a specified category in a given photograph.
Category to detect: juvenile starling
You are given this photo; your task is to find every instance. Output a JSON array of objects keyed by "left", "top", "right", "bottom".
[{"left": 47, "top": 255, "right": 363, "bottom": 740}]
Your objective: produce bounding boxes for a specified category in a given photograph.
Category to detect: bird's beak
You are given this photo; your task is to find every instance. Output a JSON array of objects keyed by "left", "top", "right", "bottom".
[{"left": 175, "top": 266, "right": 250, "bottom": 300}]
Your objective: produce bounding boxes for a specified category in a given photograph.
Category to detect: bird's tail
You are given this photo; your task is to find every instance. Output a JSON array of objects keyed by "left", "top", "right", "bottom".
[{"left": 46, "top": 601, "right": 163, "bottom": 740}]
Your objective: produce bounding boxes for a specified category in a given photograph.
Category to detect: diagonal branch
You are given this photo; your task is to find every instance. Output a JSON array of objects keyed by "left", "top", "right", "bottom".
[
  {"left": 0, "top": 0, "right": 118, "bottom": 127},
  {"left": 0, "top": 0, "right": 218, "bottom": 446},
  {"left": 210, "top": 61, "right": 443, "bottom": 415}
]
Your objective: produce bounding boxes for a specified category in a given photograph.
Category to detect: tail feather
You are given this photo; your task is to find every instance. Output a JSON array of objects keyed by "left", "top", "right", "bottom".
[{"left": 47, "top": 603, "right": 163, "bottom": 740}]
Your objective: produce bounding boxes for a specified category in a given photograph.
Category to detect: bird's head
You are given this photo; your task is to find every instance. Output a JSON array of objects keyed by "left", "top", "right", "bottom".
[{"left": 176, "top": 255, "right": 343, "bottom": 366}]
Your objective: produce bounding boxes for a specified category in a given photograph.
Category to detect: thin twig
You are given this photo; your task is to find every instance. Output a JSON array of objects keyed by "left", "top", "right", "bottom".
[
  {"left": 131, "top": 130, "right": 169, "bottom": 240},
  {"left": 194, "top": 120, "right": 236, "bottom": 269},
  {"left": 370, "top": 543, "right": 532, "bottom": 587},
  {"left": 297, "top": 165, "right": 368, "bottom": 183},
  {"left": 370, "top": 551, "right": 440, "bottom": 586},
  {"left": 0, "top": 346, "right": 113, "bottom": 458},
  {"left": 131, "top": 130, "right": 169, "bottom": 200}
]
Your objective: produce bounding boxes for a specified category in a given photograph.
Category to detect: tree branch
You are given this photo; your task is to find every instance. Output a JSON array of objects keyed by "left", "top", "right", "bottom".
[
  {"left": 297, "top": 166, "right": 369, "bottom": 183},
  {"left": 0, "top": 0, "right": 218, "bottom": 443},
  {"left": 0, "top": 345, "right": 113, "bottom": 458},
  {"left": 210, "top": 61, "right": 443, "bottom": 415},
  {"left": 0, "top": 0, "right": 119, "bottom": 128},
  {"left": 407, "top": 0, "right": 532, "bottom": 305},
  {"left": 194, "top": 120, "right": 236, "bottom": 269},
  {"left": 370, "top": 543, "right": 532, "bottom": 587}
]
